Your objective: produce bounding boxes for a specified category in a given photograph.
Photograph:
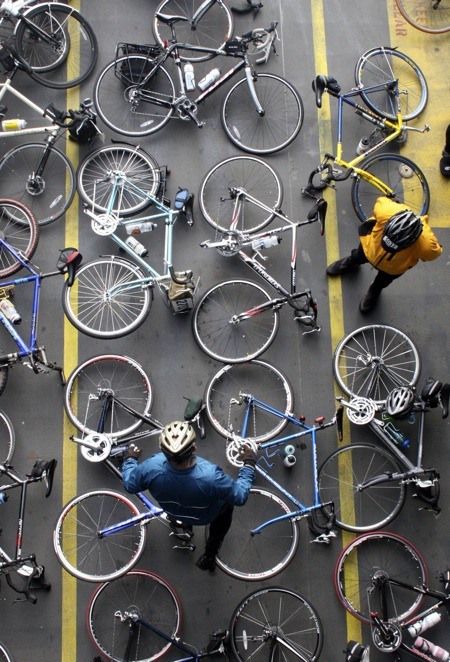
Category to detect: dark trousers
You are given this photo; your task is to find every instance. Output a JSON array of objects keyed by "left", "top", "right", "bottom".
[
  {"left": 348, "top": 244, "right": 401, "bottom": 296},
  {"left": 204, "top": 504, "right": 234, "bottom": 557}
]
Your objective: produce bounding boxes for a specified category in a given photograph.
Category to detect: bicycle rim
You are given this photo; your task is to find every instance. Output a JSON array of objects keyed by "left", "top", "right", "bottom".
[
  {"left": 193, "top": 280, "right": 279, "bottom": 363},
  {"left": 0, "top": 410, "right": 15, "bottom": 464},
  {"left": 87, "top": 569, "right": 182, "bottom": 662},
  {"left": 0, "top": 199, "right": 39, "bottom": 277},
  {"left": 215, "top": 488, "right": 299, "bottom": 580},
  {"left": 64, "top": 354, "right": 153, "bottom": 438},
  {"left": 231, "top": 587, "right": 323, "bottom": 661},
  {"left": 77, "top": 145, "right": 161, "bottom": 215},
  {"left": 199, "top": 155, "right": 283, "bottom": 233},
  {"left": 205, "top": 360, "right": 294, "bottom": 442},
  {"left": 318, "top": 444, "right": 406, "bottom": 532},
  {"left": 54, "top": 491, "right": 147, "bottom": 582},
  {"left": 333, "top": 324, "right": 421, "bottom": 404},
  {"left": 396, "top": 0, "right": 450, "bottom": 33},
  {"left": 0, "top": 642, "right": 14, "bottom": 662},
  {"left": 335, "top": 532, "right": 428, "bottom": 624}
]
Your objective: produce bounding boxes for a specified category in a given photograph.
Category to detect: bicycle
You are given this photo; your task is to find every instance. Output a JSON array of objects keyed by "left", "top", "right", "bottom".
[
  {"left": 93, "top": 19, "right": 303, "bottom": 154},
  {"left": 395, "top": 0, "right": 450, "bottom": 34},
  {"left": 0, "top": 45, "right": 99, "bottom": 226},
  {"left": 316, "top": 324, "right": 449, "bottom": 533},
  {"left": 87, "top": 573, "right": 324, "bottom": 661},
  {"left": 192, "top": 157, "right": 326, "bottom": 362},
  {"left": 336, "top": 532, "right": 450, "bottom": 661},
  {"left": 62, "top": 143, "right": 197, "bottom": 339},
  {"left": 0, "top": 0, "right": 97, "bottom": 88},
  {"left": 302, "top": 47, "right": 430, "bottom": 221}
]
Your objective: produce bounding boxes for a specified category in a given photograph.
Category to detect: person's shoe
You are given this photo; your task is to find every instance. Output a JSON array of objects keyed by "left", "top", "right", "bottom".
[
  {"left": 326, "top": 256, "right": 357, "bottom": 276},
  {"left": 195, "top": 553, "right": 216, "bottom": 572},
  {"left": 359, "top": 291, "right": 379, "bottom": 313},
  {"left": 440, "top": 150, "right": 450, "bottom": 178}
]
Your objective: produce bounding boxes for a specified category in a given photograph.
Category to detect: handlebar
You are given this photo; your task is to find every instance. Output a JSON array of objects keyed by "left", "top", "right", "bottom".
[{"left": 168, "top": 265, "right": 194, "bottom": 285}]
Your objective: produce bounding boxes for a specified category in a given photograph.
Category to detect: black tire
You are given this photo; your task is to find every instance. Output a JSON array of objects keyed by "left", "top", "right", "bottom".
[
  {"left": 354, "top": 47, "right": 428, "bottom": 121},
  {"left": 231, "top": 586, "right": 323, "bottom": 661},
  {"left": 0, "top": 144, "right": 75, "bottom": 226},
  {"left": 395, "top": 0, "right": 450, "bottom": 34},
  {"left": 335, "top": 532, "right": 428, "bottom": 624},
  {"left": 199, "top": 155, "right": 283, "bottom": 233},
  {"left": 204, "top": 360, "right": 294, "bottom": 442},
  {"left": 318, "top": 443, "right": 407, "bottom": 532},
  {"left": 192, "top": 279, "right": 279, "bottom": 363},
  {"left": 94, "top": 55, "right": 175, "bottom": 137},
  {"left": 16, "top": 3, "right": 98, "bottom": 89},
  {"left": 77, "top": 145, "right": 161, "bottom": 215},
  {"left": 0, "top": 199, "right": 39, "bottom": 277},
  {"left": 0, "top": 360, "right": 8, "bottom": 399},
  {"left": 153, "top": 0, "right": 234, "bottom": 62},
  {"left": 62, "top": 257, "right": 152, "bottom": 339},
  {"left": 0, "top": 642, "right": 14, "bottom": 662},
  {"left": 64, "top": 354, "right": 153, "bottom": 438},
  {"left": 0, "top": 410, "right": 15, "bottom": 464},
  {"left": 87, "top": 569, "right": 182, "bottom": 662},
  {"left": 221, "top": 73, "right": 304, "bottom": 154}
]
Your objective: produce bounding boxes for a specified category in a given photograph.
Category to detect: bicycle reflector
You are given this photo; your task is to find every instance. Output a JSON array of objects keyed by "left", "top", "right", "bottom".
[{"left": 57, "top": 247, "right": 82, "bottom": 287}]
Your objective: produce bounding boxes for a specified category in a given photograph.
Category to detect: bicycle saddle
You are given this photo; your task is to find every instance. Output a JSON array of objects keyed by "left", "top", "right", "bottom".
[
  {"left": 421, "top": 378, "right": 449, "bottom": 418},
  {"left": 312, "top": 75, "right": 341, "bottom": 108},
  {"left": 28, "top": 459, "right": 57, "bottom": 498},
  {"left": 155, "top": 12, "right": 189, "bottom": 25}
]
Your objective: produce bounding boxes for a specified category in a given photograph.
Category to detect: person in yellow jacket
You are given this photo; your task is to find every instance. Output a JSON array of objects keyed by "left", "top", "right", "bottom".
[{"left": 326, "top": 197, "right": 443, "bottom": 313}]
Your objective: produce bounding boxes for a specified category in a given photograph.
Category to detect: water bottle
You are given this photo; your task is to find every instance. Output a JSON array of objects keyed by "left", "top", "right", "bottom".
[
  {"left": 356, "top": 136, "right": 370, "bottom": 155},
  {"left": 0, "top": 492, "right": 7, "bottom": 504},
  {"left": 283, "top": 454, "right": 296, "bottom": 468},
  {"left": 408, "top": 613, "right": 442, "bottom": 637},
  {"left": 197, "top": 68, "right": 221, "bottom": 91},
  {"left": 384, "top": 422, "right": 410, "bottom": 448},
  {"left": 125, "top": 221, "right": 155, "bottom": 235},
  {"left": 1, "top": 119, "right": 27, "bottom": 131},
  {"left": 0, "top": 298, "right": 21, "bottom": 325},
  {"left": 125, "top": 236, "right": 148, "bottom": 258},
  {"left": 284, "top": 445, "right": 295, "bottom": 457},
  {"left": 184, "top": 63, "right": 195, "bottom": 91},
  {"left": 251, "top": 236, "right": 280, "bottom": 251},
  {"left": 414, "top": 637, "right": 449, "bottom": 661}
]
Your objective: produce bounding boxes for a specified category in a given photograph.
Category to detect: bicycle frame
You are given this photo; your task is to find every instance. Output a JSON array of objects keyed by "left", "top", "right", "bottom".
[{"left": 0, "top": 75, "right": 56, "bottom": 139}]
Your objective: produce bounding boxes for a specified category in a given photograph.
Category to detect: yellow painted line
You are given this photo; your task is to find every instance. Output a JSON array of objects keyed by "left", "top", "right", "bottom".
[
  {"left": 310, "top": 1, "right": 361, "bottom": 644},
  {"left": 389, "top": 0, "right": 449, "bottom": 228}
]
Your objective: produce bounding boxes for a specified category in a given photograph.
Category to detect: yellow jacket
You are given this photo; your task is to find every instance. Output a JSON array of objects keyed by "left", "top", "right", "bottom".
[{"left": 359, "top": 197, "right": 442, "bottom": 275}]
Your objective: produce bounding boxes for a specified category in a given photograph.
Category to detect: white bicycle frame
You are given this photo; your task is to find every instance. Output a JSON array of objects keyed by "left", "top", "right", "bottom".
[{"left": 0, "top": 76, "right": 56, "bottom": 138}]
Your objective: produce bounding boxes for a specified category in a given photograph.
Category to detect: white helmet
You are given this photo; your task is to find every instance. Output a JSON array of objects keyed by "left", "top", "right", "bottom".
[{"left": 159, "top": 421, "right": 196, "bottom": 460}]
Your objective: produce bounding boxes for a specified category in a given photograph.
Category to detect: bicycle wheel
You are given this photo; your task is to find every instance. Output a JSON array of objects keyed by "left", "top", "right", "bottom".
[
  {"left": 0, "top": 358, "right": 8, "bottom": 399},
  {"left": 214, "top": 487, "right": 299, "bottom": 581},
  {"left": 231, "top": 586, "right": 323, "bottom": 661},
  {"left": 15, "top": 3, "right": 98, "bottom": 89},
  {"left": 53, "top": 490, "right": 147, "bottom": 582},
  {"left": 352, "top": 153, "right": 430, "bottom": 222},
  {"left": 0, "top": 642, "right": 14, "bottom": 662},
  {"left": 77, "top": 145, "right": 161, "bottom": 215},
  {"left": 355, "top": 47, "right": 428, "bottom": 121},
  {"left": 153, "top": 0, "right": 234, "bottom": 63},
  {"left": 335, "top": 532, "right": 427, "bottom": 624},
  {"left": 318, "top": 444, "right": 406, "bottom": 533},
  {"left": 94, "top": 56, "right": 175, "bottom": 137},
  {"left": 333, "top": 324, "right": 421, "bottom": 405},
  {"left": 192, "top": 279, "right": 279, "bottom": 363},
  {"left": 65, "top": 355, "right": 153, "bottom": 438},
  {"left": 0, "top": 411, "right": 15, "bottom": 465},
  {"left": 62, "top": 257, "right": 152, "bottom": 339},
  {"left": 199, "top": 156, "right": 283, "bottom": 233},
  {"left": 396, "top": 0, "right": 450, "bottom": 34},
  {"left": 0, "top": 144, "right": 75, "bottom": 227},
  {"left": 205, "top": 360, "right": 294, "bottom": 442},
  {"left": 87, "top": 569, "right": 181, "bottom": 662},
  {"left": 221, "top": 73, "right": 304, "bottom": 155},
  {"left": 0, "top": 199, "right": 39, "bottom": 278}
]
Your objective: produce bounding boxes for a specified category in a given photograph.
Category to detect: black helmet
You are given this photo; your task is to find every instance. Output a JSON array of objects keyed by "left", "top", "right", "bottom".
[
  {"left": 159, "top": 421, "right": 196, "bottom": 460},
  {"left": 385, "top": 386, "right": 415, "bottom": 419},
  {"left": 381, "top": 210, "right": 423, "bottom": 253}
]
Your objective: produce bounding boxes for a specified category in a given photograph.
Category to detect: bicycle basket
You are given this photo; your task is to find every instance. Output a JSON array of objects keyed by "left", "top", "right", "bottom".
[
  {"left": 116, "top": 42, "right": 162, "bottom": 86},
  {"left": 0, "top": 42, "right": 15, "bottom": 72}
]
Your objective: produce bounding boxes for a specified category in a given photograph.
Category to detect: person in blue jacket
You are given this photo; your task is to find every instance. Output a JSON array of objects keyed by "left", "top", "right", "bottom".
[{"left": 122, "top": 420, "right": 256, "bottom": 572}]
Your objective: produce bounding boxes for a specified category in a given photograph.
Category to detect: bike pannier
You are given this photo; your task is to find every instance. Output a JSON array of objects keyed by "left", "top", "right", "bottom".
[{"left": 116, "top": 42, "right": 163, "bottom": 86}]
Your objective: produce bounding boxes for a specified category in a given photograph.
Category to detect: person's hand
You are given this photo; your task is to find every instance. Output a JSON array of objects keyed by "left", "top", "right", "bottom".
[
  {"left": 125, "top": 443, "right": 142, "bottom": 460},
  {"left": 239, "top": 443, "right": 257, "bottom": 469}
]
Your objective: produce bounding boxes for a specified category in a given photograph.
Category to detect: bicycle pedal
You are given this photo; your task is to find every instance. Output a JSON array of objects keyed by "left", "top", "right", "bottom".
[
  {"left": 172, "top": 542, "right": 196, "bottom": 551},
  {"left": 310, "top": 532, "right": 335, "bottom": 544}
]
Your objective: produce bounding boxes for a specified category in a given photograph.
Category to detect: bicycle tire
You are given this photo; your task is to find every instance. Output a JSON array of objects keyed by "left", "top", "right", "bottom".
[
  {"left": 221, "top": 73, "right": 304, "bottom": 154},
  {"left": 318, "top": 443, "right": 407, "bottom": 532},
  {"left": 94, "top": 55, "right": 175, "bottom": 137},
  {"left": 0, "top": 199, "right": 39, "bottom": 278},
  {"left": 0, "top": 642, "right": 14, "bottom": 662},
  {"left": 153, "top": 0, "right": 234, "bottom": 63},
  {"left": 0, "top": 143, "right": 75, "bottom": 227},
  {"left": 0, "top": 360, "right": 8, "bottom": 399},
  {"left": 0, "top": 410, "right": 15, "bottom": 465},
  {"left": 354, "top": 47, "right": 428, "bottom": 121},
  {"left": 77, "top": 145, "right": 161, "bottom": 215},
  {"left": 205, "top": 360, "right": 294, "bottom": 442},
  {"left": 199, "top": 155, "right": 283, "bottom": 234},
  {"left": 15, "top": 3, "right": 98, "bottom": 89},
  {"left": 214, "top": 487, "right": 299, "bottom": 580},
  {"left": 192, "top": 279, "right": 280, "bottom": 363},
  {"left": 333, "top": 324, "right": 421, "bottom": 405},
  {"left": 62, "top": 257, "right": 152, "bottom": 339},
  {"left": 352, "top": 153, "right": 430, "bottom": 222},
  {"left": 335, "top": 532, "right": 428, "bottom": 624},
  {"left": 87, "top": 569, "right": 182, "bottom": 662},
  {"left": 231, "top": 586, "right": 323, "bottom": 661},
  {"left": 395, "top": 0, "right": 450, "bottom": 34},
  {"left": 64, "top": 354, "right": 153, "bottom": 439},
  {"left": 53, "top": 490, "right": 147, "bottom": 582}
]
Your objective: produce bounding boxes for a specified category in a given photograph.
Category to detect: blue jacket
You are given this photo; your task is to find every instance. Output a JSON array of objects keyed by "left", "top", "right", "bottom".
[{"left": 122, "top": 452, "right": 255, "bottom": 526}]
